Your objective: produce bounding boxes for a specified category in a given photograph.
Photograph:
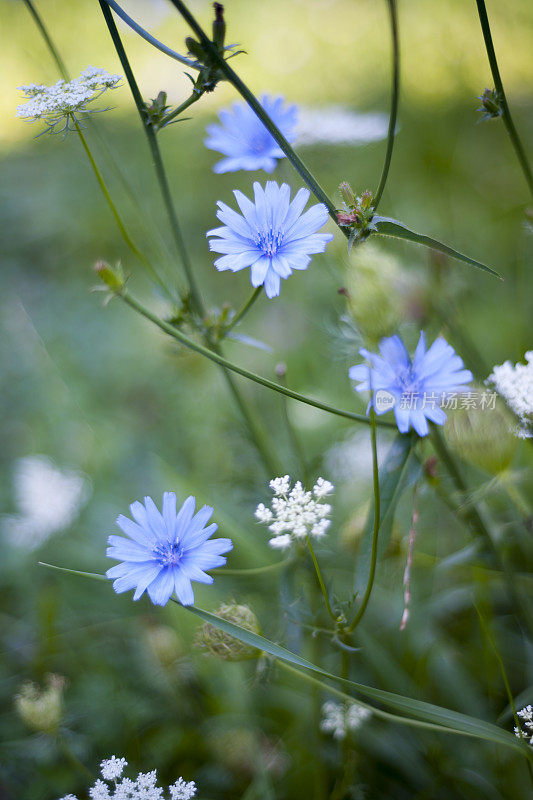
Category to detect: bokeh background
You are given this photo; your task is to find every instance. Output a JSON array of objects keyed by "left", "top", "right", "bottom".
[{"left": 1, "top": 0, "right": 532, "bottom": 798}]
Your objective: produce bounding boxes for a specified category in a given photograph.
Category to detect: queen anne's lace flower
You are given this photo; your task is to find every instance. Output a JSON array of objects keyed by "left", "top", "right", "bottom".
[
  {"left": 106, "top": 493, "right": 232, "bottom": 607},
  {"left": 349, "top": 332, "right": 473, "bottom": 437},
  {"left": 205, "top": 94, "right": 297, "bottom": 173},
  {"left": 255, "top": 475, "right": 334, "bottom": 549},
  {"left": 58, "top": 757, "right": 197, "bottom": 800},
  {"left": 487, "top": 351, "right": 533, "bottom": 438},
  {"left": 320, "top": 701, "right": 371, "bottom": 740},
  {"left": 16, "top": 67, "right": 121, "bottom": 135},
  {"left": 514, "top": 705, "right": 533, "bottom": 746},
  {"left": 207, "top": 181, "right": 333, "bottom": 298}
]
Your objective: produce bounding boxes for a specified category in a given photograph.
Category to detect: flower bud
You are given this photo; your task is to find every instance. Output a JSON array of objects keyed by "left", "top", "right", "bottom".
[
  {"left": 185, "top": 37, "right": 205, "bottom": 62},
  {"left": 144, "top": 624, "right": 184, "bottom": 669},
  {"left": 339, "top": 181, "right": 356, "bottom": 209},
  {"left": 477, "top": 88, "right": 503, "bottom": 120},
  {"left": 15, "top": 674, "right": 65, "bottom": 734},
  {"left": 195, "top": 603, "right": 262, "bottom": 661},
  {"left": 212, "top": 3, "right": 226, "bottom": 51},
  {"left": 345, "top": 243, "right": 404, "bottom": 345},
  {"left": 444, "top": 399, "right": 517, "bottom": 474},
  {"left": 94, "top": 260, "right": 125, "bottom": 292}
]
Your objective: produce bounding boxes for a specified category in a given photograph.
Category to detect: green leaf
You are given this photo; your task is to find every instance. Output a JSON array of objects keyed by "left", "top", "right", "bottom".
[
  {"left": 373, "top": 216, "right": 502, "bottom": 279},
  {"left": 354, "top": 434, "right": 418, "bottom": 593},
  {"left": 40, "top": 562, "right": 531, "bottom": 760}
]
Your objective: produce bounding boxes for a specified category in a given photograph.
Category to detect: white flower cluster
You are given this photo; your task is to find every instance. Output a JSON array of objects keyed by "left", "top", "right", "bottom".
[
  {"left": 514, "top": 705, "right": 533, "bottom": 746},
  {"left": 487, "top": 351, "right": 533, "bottom": 438},
  {"left": 17, "top": 67, "right": 121, "bottom": 134},
  {"left": 58, "top": 756, "right": 196, "bottom": 800},
  {"left": 255, "top": 475, "right": 334, "bottom": 550},
  {"left": 320, "top": 701, "right": 371, "bottom": 740}
]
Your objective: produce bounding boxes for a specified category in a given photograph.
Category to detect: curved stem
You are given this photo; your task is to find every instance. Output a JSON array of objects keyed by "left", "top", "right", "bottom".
[
  {"left": 117, "top": 287, "right": 395, "bottom": 428},
  {"left": 74, "top": 122, "right": 171, "bottom": 298},
  {"left": 167, "top": 0, "right": 343, "bottom": 230},
  {"left": 307, "top": 538, "right": 337, "bottom": 623},
  {"left": 475, "top": 0, "right": 533, "bottom": 197},
  {"left": 102, "top": 0, "right": 199, "bottom": 69},
  {"left": 346, "top": 407, "right": 381, "bottom": 633},
  {"left": 98, "top": 0, "right": 204, "bottom": 313},
  {"left": 23, "top": 0, "right": 69, "bottom": 80},
  {"left": 162, "top": 90, "right": 203, "bottom": 127},
  {"left": 373, "top": 0, "right": 399, "bottom": 211},
  {"left": 224, "top": 286, "right": 263, "bottom": 336},
  {"left": 218, "top": 560, "right": 289, "bottom": 576}
]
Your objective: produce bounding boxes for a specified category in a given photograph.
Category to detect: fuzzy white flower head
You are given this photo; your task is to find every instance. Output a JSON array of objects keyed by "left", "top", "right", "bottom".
[
  {"left": 89, "top": 780, "right": 111, "bottom": 800},
  {"left": 320, "top": 701, "right": 371, "bottom": 740},
  {"left": 255, "top": 475, "right": 334, "bottom": 550},
  {"left": 59, "top": 796, "right": 78, "bottom": 800},
  {"left": 16, "top": 66, "right": 121, "bottom": 135},
  {"left": 487, "top": 351, "right": 533, "bottom": 438},
  {"left": 170, "top": 778, "right": 197, "bottom": 799}
]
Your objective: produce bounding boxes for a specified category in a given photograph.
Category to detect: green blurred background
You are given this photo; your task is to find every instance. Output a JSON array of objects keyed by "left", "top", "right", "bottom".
[{"left": 1, "top": 0, "right": 532, "bottom": 798}]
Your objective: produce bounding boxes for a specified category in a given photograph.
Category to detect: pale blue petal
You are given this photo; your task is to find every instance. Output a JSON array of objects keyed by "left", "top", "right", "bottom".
[
  {"left": 173, "top": 569, "right": 195, "bottom": 606},
  {"left": 146, "top": 567, "right": 175, "bottom": 606}
]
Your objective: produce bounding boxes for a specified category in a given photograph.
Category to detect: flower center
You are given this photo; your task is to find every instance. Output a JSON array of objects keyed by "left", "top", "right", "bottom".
[
  {"left": 152, "top": 539, "right": 183, "bottom": 567},
  {"left": 256, "top": 227, "right": 284, "bottom": 258},
  {"left": 397, "top": 366, "right": 421, "bottom": 395},
  {"left": 248, "top": 131, "right": 272, "bottom": 153}
]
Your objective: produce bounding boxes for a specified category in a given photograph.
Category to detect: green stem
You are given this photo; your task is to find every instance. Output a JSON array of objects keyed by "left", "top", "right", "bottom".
[
  {"left": 102, "top": 0, "right": 198, "bottom": 68},
  {"left": 23, "top": 0, "right": 69, "bottom": 80},
  {"left": 277, "top": 369, "right": 309, "bottom": 482},
  {"left": 98, "top": 0, "right": 203, "bottom": 313},
  {"left": 167, "top": 0, "right": 343, "bottom": 229},
  {"left": 307, "top": 538, "right": 337, "bottom": 623},
  {"left": 218, "top": 560, "right": 289, "bottom": 576},
  {"left": 58, "top": 736, "right": 94, "bottom": 780},
  {"left": 373, "top": 0, "right": 400, "bottom": 211},
  {"left": 162, "top": 91, "right": 203, "bottom": 127},
  {"left": 117, "top": 287, "right": 394, "bottom": 428},
  {"left": 475, "top": 0, "right": 533, "bottom": 197},
  {"left": 223, "top": 286, "right": 263, "bottom": 337},
  {"left": 475, "top": 604, "right": 533, "bottom": 786},
  {"left": 346, "top": 407, "right": 381, "bottom": 633},
  {"left": 74, "top": 122, "right": 170, "bottom": 297},
  {"left": 431, "top": 426, "right": 533, "bottom": 639}
]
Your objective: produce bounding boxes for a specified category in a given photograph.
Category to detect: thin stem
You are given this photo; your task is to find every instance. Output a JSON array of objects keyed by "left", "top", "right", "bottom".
[
  {"left": 117, "top": 287, "right": 395, "bottom": 428},
  {"left": 162, "top": 91, "right": 203, "bottom": 127},
  {"left": 373, "top": 0, "right": 399, "bottom": 211},
  {"left": 307, "top": 538, "right": 337, "bottom": 623},
  {"left": 431, "top": 426, "right": 533, "bottom": 639},
  {"left": 217, "top": 560, "right": 289, "bottom": 576},
  {"left": 167, "top": 0, "right": 343, "bottom": 230},
  {"left": 98, "top": 1, "right": 204, "bottom": 313},
  {"left": 101, "top": 0, "right": 199, "bottom": 69},
  {"left": 58, "top": 737, "right": 94, "bottom": 780},
  {"left": 277, "top": 368, "right": 309, "bottom": 483},
  {"left": 475, "top": 0, "right": 533, "bottom": 197},
  {"left": 23, "top": 0, "right": 69, "bottom": 80},
  {"left": 223, "top": 286, "right": 263, "bottom": 337},
  {"left": 74, "top": 122, "right": 171, "bottom": 299},
  {"left": 346, "top": 407, "right": 381, "bottom": 633},
  {"left": 475, "top": 604, "right": 533, "bottom": 786}
]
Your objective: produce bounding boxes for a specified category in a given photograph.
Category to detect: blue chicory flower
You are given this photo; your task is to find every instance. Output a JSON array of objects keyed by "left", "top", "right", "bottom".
[
  {"left": 106, "top": 493, "right": 232, "bottom": 606},
  {"left": 204, "top": 94, "right": 298, "bottom": 173},
  {"left": 349, "top": 332, "right": 473, "bottom": 436},
  {"left": 207, "top": 181, "right": 334, "bottom": 298}
]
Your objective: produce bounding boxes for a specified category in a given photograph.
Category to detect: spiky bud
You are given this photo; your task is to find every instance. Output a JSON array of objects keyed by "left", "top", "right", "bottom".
[
  {"left": 94, "top": 260, "right": 125, "bottom": 292},
  {"left": 445, "top": 398, "right": 516, "bottom": 474},
  {"left": 212, "top": 3, "right": 226, "bottom": 50},
  {"left": 195, "top": 603, "right": 262, "bottom": 661}
]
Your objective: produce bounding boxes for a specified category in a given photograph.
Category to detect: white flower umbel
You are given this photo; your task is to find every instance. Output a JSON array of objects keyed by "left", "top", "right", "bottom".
[
  {"left": 17, "top": 66, "right": 121, "bottom": 135},
  {"left": 255, "top": 475, "right": 334, "bottom": 550},
  {"left": 514, "top": 705, "right": 533, "bottom": 746},
  {"left": 57, "top": 756, "right": 197, "bottom": 800},
  {"left": 320, "top": 701, "right": 371, "bottom": 740},
  {"left": 487, "top": 351, "right": 533, "bottom": 438}
]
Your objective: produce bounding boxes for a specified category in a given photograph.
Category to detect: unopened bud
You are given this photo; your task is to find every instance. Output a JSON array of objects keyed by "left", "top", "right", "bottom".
[
  {"left": 185, "top": 36, "right": 205, "bottom": 62},
  {"left": 94, "top": 260, "right": 125, "bottom": 292},
  {"left": 212, "top": 3, "right": 226, "bottom": 50},
  {"left": 144, "top": 624, "right": 184, "bottom": 668},
  {"left": 275, "top": 362, "right": 287, "bottom": 379},
  {"left": 339, "top": 181, "right": 356, "bottom": 208},
  {"left": 445, "top": 399, "right": 517, "bottom": 474},
  {"left": 195, "top": 603, "right": 262, "bottom": 661},
  {"left": 15, "top": 674, "right": 65, "bottom": 734},
  {"left": 477, "top": 88, "right": 503, "bottom": 120}
]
